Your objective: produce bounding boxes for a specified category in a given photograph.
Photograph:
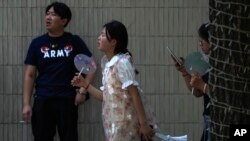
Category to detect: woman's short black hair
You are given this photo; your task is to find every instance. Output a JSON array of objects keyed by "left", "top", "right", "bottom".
[
  {"left": 198, "top": 23, "right": 209, "bottom": 42},
  {"left": 103, "top": 20, "right": 139, "bottom": 74},
  {"left": 46, "top": 2, "right": 72, "bottom": 27},
  {"left": 103, "top": 20, "right": 129, "bottom": 55}
]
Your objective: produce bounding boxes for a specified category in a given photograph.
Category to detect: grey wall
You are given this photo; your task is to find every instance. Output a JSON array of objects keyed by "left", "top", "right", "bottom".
[{"left": 0, "top": 0, "right": 209, "bottom": 140}]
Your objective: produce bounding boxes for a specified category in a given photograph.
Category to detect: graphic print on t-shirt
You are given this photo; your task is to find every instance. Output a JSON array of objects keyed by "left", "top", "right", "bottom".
[{"left": 41, "top": 44, "right": 73, "bottom": 58}]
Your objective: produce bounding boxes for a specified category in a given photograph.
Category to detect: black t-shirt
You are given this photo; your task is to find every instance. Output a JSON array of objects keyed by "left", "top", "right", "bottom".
[
  {"left": 25, "top": 32, "right": 92, "bottom": 98},
  {"left": 202, "top": 72, "right": 210, "bottom": 115}
]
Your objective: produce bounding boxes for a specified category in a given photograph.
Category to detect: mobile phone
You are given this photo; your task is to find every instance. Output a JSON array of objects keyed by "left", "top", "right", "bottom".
[{"left": 166, "top": 46, "right": 182, "bottom": 65}]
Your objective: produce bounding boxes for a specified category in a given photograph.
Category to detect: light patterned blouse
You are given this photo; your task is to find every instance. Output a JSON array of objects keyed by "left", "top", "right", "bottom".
[
  {"left": 100, "top": 53, "right": 157, "bottom": 141},
  {"left": 101, "top": 54, "right": 140, "bottom": 141}
]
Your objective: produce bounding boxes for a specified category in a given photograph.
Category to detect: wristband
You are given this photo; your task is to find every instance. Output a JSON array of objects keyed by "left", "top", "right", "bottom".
[{"left": 203, "top": 83, "right": 207, "bottom": 93}]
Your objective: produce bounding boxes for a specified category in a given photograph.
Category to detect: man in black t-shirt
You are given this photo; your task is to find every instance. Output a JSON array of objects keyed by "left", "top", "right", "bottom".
[{"left": 22, "top": 2, "right": 95, "bottom": 141}]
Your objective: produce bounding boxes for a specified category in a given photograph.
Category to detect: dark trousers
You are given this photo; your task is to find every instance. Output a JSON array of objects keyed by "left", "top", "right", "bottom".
[
  {"left": 200, "top": 115, "right": 211, "bottom": 141},
  {"left": 32, "top": 96, "right": 78, "bottom": 141}
]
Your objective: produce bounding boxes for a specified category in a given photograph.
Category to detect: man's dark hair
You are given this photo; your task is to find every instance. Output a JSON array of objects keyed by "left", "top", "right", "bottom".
[
  {"left": 46, "top": 2, "right": 72, "bottom": 27},
  {"left": 198, "top": 23, "right": 209, "bottom": 42}
]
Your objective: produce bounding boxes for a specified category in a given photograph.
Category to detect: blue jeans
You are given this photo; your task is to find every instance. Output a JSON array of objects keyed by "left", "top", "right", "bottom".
[{"left": 201, "top": 115, "right": 211, "bottom": 141}]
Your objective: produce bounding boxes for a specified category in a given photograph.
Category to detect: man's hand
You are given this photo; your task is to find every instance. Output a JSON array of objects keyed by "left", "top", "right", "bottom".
[
  {"left": 22, "top": 104, "right": 32, "bottom": 123},
  {"left": 74, "top": 89, "right": 87, "bottom": 106}
]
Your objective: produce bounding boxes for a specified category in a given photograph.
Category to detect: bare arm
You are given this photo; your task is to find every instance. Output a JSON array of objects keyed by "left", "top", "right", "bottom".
[
  {"left": 85, "top": 84, "right": 103, "bottom": 101},
  {"left": 22, "top": 65, "right": 37, "bottom": 122},
  {"left": 75, "top": 57, "right": 97, "bottom": 105},
  {"left": 128, "top": 85, "right": 147, "bottom": 125},
  {"left": 172, "top": 57, "right": 204, "bottom": 97},
  {"left": 23, "top": 65, "right": 36, "bottom": 105},
  {"left": 78, "top": 56, "right": 96, "bottom": 93},
  {"left": 71, "top": 74, "right": 103, "bottom": 101},
  {"left": 74, "top": 70, "right": 96, "bottom": 105},
  {"left": 190, "top": 74, "right": 208, "bottom": 94},
  {"left": 128, "top": 85, "right": 154, "bottom": 141},
  {"left": 182, "top": 74, "right": 204, "bottom": 97}
]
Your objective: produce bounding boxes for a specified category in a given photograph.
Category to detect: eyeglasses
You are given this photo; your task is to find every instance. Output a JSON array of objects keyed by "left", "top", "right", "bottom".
[
  {"left": 199, "top": 39, "right": 208, "bottom": 47},
  {"left": 199, "top": 40, "right": 203, "bottom": 46}
]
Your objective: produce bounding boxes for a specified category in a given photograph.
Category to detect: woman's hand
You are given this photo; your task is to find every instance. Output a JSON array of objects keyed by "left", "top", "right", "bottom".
[
  {"left": 71, "top": 73, "right": 87, "bottom": 88},
  {"left": 190, "top": 73, "right": 205, "bottom": 92},
  {"left": 172, "top": 56, "right": 188, "bottom": 76},
  {"left": 139, "top": 123, "right": 155, "bottom": 141}
]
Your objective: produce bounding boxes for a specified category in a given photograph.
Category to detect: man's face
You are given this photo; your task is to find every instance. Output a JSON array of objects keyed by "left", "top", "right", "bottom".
[{"left": 45, "top": 7, "right": 67, "bottom": 32}]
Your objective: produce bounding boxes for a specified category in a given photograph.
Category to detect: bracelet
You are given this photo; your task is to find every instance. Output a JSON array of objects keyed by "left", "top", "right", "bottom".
[
  {"left": 203, "top": 83, "right": 207, "bottom": 93},
  {"left": 84, "top": 83, "right": 90, "bottom": 90}
]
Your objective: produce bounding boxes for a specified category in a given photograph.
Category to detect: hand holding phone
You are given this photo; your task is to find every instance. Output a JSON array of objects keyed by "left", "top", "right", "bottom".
[{"left": 166, "top": 46, "right": 182, "bottom": 65}]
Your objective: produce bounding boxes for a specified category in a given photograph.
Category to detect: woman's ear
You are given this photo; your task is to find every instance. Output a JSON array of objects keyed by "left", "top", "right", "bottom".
[{"left": 110, "top": 39, "right": 117, "bottom": 47}]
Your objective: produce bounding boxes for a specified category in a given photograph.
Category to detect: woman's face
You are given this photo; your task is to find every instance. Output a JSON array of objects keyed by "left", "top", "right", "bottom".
[
  {"left": 97, "top": 28, "right": 115, "bottom": 53},
  {"left": 199, "top": 39, "right": 210, "bottom": 55}
]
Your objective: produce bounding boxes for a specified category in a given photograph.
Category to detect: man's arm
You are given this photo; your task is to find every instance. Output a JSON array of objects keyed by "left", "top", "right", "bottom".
[{"left": 22, "top": 65, "right": 37, "bottom": 122}]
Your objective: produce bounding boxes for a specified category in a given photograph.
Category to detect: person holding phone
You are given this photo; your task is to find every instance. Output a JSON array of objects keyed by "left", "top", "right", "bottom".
[{"left": 172, "top": 23, "right": 211, "bottom": 141}]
